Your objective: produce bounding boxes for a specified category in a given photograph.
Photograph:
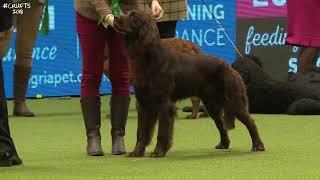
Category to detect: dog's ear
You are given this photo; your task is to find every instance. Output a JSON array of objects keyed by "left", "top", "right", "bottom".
[
  {"left": 244, "top": 54, "right": 263, "bottom": 68},
  {"left": 129, "top": 10, "right": 150, "bottom": 28},
  {"left": 130, "top": 10, "right": 160, "bottom": 42}
]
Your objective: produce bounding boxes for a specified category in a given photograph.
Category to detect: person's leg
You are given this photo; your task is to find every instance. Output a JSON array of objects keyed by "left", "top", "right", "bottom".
[
  {"left": 156, "top": 20, "right": 177, "bottom": 39},
  {"left": 0, "top": 61, "right": 22, "bottom": 167},
  {"left": 103, "top": 44, "right": 110, "bottom": 78},
  {"left": 297, "top": 46, "right": 319, "bottom": 73},
  {"left": 103, "top": 45, "right": 112, "bottom": 119},
  {"left": 13, "top": 1, "right": 44, "bottom": 117},
  {"left": 0, "top": 21, "right": 22, "bottom": 166},
  {"left": 77, "top": 13, "right": 106, "bottom": 156},
  {"left": 106, "top": 27, "right": 131, "bottom": 155}
]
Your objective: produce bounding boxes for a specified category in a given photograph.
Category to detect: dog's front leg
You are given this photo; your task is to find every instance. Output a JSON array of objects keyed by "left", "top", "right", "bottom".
[
  {"left": 128, "top": 103, "right": 158, "bottom": 157},
  {"left": 151, "top": 102, "right": 175, "bottom": 158}
]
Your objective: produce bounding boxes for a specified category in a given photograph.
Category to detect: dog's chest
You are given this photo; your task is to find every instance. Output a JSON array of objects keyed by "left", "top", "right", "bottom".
[{"left": 132, "top": 66, "right": 175, "bottom": 100}]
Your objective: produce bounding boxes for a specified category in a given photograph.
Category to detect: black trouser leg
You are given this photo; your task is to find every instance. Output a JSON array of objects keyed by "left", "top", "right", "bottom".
[
  {"left": 0, "top": 0, "right": 22, "bottom": 167},
  {"left": 0, "top": 58, "right": 16, "bottom": 153},
  {"left": 0, "top": 61, "right": 22, "bottom": 166},
  {"left": 0, "top": 60, "right": 19, "bottom": 155}
]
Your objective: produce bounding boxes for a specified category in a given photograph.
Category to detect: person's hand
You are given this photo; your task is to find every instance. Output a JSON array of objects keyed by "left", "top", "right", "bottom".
[
  {"left": 105, "top": 14, "right": 115, "bottom": 26},
  {"left": 101, "top": 14, "right": 115, "bottom": 28},
  {"left": 151, "top": 0, "right": 164, "bottom": 20}
]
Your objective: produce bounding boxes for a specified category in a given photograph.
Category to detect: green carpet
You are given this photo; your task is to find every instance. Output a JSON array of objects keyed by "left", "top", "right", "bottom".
[{"left": 2, "top": 96, "right": 320, "bottom": 179}]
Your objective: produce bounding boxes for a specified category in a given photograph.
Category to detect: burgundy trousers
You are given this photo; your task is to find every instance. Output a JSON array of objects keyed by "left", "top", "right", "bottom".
[{"left": 76, "top": 13, "right": 130, "bottom": 98}]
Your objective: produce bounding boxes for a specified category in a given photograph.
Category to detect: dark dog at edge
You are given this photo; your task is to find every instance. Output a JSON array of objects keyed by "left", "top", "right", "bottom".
[{"left": 114, "top": 10, "right": 265, "bottom": 157}]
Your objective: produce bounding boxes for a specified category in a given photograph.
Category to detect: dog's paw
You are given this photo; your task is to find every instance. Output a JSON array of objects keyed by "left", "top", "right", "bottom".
[
  {"left": 251, "top": 144, "right": 265, "bottom": 152},
  {"left": 150, "top": 151, "right": 166, "bottom": 158},
  {"left": 215, "top": 141, "right": 230, "bottom": 150},
  {"left": 127, "top": 150, "right": 145, "bottom": 157}
]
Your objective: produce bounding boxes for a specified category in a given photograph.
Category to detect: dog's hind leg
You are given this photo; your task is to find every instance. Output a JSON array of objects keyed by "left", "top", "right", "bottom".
[
  {"left": 151, "top": 102, "right": 176, "bottom": 158},
  {"left": 222, "top": 110, "right": 236, "bottom": 130},
  {"left": 128, "top": 104, "right": 158, "bottom": 157},
  {"left": 186, "top": 96, "right": 200, "bottom": 119},
  {"left": 235, "top": 111, "right": 265, "bottom": 152},
  {"left": 202, "top": 101, "right": 230, "bottom": 150}
]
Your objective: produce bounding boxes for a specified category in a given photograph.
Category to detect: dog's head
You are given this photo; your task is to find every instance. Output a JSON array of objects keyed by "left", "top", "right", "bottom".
[
  {"left": 114, "top": 10, "right": 160, "bottom": 44},
  {"left": 232, "top": 55, "right": 265, "bottom": 85}
]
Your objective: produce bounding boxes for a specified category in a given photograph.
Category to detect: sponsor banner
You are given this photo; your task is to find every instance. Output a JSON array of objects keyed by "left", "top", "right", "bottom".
[
  {"left": 236, "top": 0, "right": 319, "bottom": 80},
  {"left": 237, "top": 0, "right": 287, "bottom": 19},
  {"left": 237, "top": 17, "right": 291, "bottom": 80},
  {"left": 237, "top": 26, "right": 320, "bottom": 79},
  {"left": 176, "top": 0, "right": 236, "bottom": 64}
]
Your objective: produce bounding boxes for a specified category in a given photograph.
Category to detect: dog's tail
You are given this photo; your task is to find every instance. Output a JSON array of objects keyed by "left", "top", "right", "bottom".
[
  {"left": 222, "top": 111, "right": 236, "bottom": 130},
  {"left": 221, "top": 64, "right": 248, "bottom": 131}
]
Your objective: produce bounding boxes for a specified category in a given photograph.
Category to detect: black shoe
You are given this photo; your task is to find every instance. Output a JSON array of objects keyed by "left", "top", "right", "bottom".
[{"left": 0, "top": 151, "right": 22, "bottom": 167}]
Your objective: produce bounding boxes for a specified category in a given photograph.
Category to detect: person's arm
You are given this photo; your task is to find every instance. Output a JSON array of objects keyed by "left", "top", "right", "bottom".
[{"left": 89, "top": 0, "right": 114, "bottom": 27}]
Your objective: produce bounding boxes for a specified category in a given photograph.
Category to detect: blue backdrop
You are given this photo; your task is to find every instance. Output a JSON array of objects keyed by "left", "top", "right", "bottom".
[{"left": 3, "top": 0, "right": 236, "bottom": 98}]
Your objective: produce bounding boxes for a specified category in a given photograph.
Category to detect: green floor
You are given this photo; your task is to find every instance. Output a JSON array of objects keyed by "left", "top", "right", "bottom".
[{"left": 2, "top": 96, "right": 320, "bottom": 179}]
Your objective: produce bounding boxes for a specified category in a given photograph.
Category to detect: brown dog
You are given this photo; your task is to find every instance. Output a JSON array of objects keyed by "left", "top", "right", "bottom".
[
  {"left": 114, "top": 10, "right": 265, "bottom": 157},
  {"left": 104, "top": 38, "right": 206, "bottom": 119}
]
